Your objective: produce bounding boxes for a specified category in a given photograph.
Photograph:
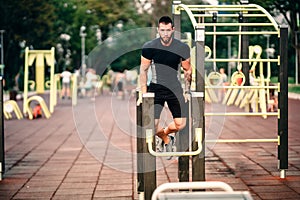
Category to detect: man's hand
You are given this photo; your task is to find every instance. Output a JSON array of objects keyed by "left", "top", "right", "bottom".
[
  {"left": 136, "top": 90, "right": 143, "bottom": 106},
  {"left": 183, "top": 90, "right": 191, "bottom": 103}
]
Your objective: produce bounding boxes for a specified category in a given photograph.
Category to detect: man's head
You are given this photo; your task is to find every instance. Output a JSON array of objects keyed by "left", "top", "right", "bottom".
[{"left": 158, "top": 16, "right": 174, "bottom": 46}]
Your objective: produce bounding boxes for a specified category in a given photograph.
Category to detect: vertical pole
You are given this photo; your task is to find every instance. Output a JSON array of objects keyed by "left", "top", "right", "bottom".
[
  {"left": 81, "top": 35, "right": 86, "bottom": 76},
  {"left": 193, "top": 25, "right": 205, "bottom": 182},
  {"left": 173, "top": 1, "right": 181, "bottom": 40},
  {"left": 142, "top": 93, "right": 156, "bottom": 200},
  {"left": 240, "top": 1, "right": 249, "bottom": 86},
  {"left": 0, "top": 30, "right": 5, "bottom": 76},
  {"left": 0, "top": 76, "right": 4, "bottom": 180},
  {"left": 278, "top": 26, "right": 288, "bottom": 178},
  {"left": 173, "top": 0, "right": 190, "bottom": 183},
  {"left": 50, "top": 47, "right": 55, "bottom": 113},
  {"left": 136, "top": 90, "right": 144, "bottom": 194},
  {"left": 295, "top": 31, "right": 299, "bottom": 85},
  {"left": 23, "top": 47, "right": 29, "bottom": 114},
  {"left": 227, "top": 36, "right": 232, "bottom": 78},
  {"left": 0, "top": 30, "right": 4, "bottom": 65}
]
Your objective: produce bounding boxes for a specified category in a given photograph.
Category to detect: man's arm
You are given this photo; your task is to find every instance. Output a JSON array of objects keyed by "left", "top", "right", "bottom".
[
  {"left": 139, "top": 56, "right": 151, "bottom": 93},
  {"left": 182, "top": 58, "right": 192, "bottom": 86}
]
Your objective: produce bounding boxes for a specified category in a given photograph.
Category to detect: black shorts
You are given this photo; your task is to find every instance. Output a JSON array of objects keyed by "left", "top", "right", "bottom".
[
  {"left": 149, "top": 83, "right": 188, "bottom": 119},
  {"left": 117, "top": 81, "right": 123, "bottom": 91}
]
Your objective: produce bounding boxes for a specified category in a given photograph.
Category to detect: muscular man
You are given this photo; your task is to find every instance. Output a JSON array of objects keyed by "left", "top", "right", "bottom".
[{"left": 139, "top": 16, "right": 192, "bottom": 152}]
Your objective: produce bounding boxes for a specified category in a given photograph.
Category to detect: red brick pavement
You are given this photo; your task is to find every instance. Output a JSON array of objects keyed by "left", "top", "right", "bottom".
[{"left": 0, "top": 93, "right": 299, "bottom": 199}]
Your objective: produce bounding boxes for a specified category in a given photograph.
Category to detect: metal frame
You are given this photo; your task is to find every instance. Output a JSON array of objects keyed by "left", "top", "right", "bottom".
[
  {"left": 136, "top": 2, "right": 288, "bottom": 199},
  {"left": 172, "top": 1, "right": 288, "bottom": 179},
  {"left": 146, "top": 128, "right": 203, "bottom": 157}
]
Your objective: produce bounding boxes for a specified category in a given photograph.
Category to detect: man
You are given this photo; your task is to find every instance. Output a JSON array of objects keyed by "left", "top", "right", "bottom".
[
  {"left": 139, "top": 16, "right": 192, "bottom": 153},
  {"left": 60, "top": 69, "right": 73, "bottom": 99}
]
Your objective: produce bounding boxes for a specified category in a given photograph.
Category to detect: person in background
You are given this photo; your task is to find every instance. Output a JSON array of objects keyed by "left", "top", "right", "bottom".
[
  {"left": 60, "top": 68, "right": 73, "bottom": 99},
  {"left": 85, "top": 68, "right": 98, "bottom": 100},
  {"left": 219, "top": 67, "right": 229, "bottom": 101}
]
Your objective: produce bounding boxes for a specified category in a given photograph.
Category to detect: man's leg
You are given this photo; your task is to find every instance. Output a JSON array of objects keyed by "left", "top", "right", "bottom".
[{"left": 163, "top": 117, "right": 186, "bottom": 144}]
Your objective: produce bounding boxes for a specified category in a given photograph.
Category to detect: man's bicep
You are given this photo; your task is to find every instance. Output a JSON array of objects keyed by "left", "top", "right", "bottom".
[{"left": 140, "top": 56, "right": 151, "bottom": 71}]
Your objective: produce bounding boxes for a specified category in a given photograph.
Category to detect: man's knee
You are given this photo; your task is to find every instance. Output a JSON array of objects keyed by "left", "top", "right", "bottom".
[{"left": 174, "top": 118, "right": 186, "bottom": 130}]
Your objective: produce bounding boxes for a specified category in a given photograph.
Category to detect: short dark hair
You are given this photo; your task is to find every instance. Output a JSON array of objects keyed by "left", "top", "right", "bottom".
[{"left": 158, "top": 16, "right": 173, "bottom": 26}]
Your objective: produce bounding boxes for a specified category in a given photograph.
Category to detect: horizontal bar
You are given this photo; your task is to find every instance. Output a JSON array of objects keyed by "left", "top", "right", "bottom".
[
  {"left": 193, "top": 14, "right": 267, "bottom": 18},
  {"left": 191, "top": 91, "right": 204, "bottom": 98},
  {"left": 151, "top": 181, "right": 234, "bottom": 200},
  {"left": 200, "top": 23, "right": 274, "bottom": 27},
  {"left": 205, "top": 112, "right": 278, "bottom": 116},
  {"left": 205, "top": 31, "right": 279, "bottom": 35},
  {"left": 146, "top": 128, "right": 203, "bottom": 157},
  {"left": 27, "top": 50, "right": 52, "bottom": 54},
  {"left": 187, "top": 7, "right": 260, "bottom": 12},
  {"left": 206, "top": 138, "right": 278, "bottom": 143},
  {"left": 205, "top": 85, "right": 279, "bottom": 89},
  {"left": 142, "top": 93, "right": 154, "bottom": 98},
  {"left": 205, "top": 58, "right": 279, "bottom": 62}
]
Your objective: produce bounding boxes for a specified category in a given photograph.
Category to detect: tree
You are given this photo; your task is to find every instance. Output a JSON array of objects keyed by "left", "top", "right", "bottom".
[
  {"left": 0, "top": 0, "right": 56, "bottom": 90},
  {"left": 0, "top": 0, "right": 152, "bottom": 90}
]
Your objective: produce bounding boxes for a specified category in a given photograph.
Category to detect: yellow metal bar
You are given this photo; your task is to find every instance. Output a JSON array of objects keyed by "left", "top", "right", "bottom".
[
  {"left": 72, "top": 74, "right": 77, "bottom": 106},
  {"left": 206, "top": 138, "right": 278, "bottom": 143},
  {"left": 35, "top": 53, "right": 45, "bottom": 94},
  {"left": 187, "top": 7, "right": 260, "bottom": 12},
  {"left": 205, "top": 58, "right": 278, "bottom": 62},
  {"left": 4, "top": 100, "right": 23, "bottom": 120},
  {"left": 194, "top": 14, "right": 268, "bottom": 18},
  {"left": 206, "top": 85, "right": 278, "bottom": 89},
  {"left": 177, "top": 4, "right": 197, "bottom": 28},
  {"left": 25, "top": 95, "right": 51, "bottom": 120},
  {"left": 146, "top": 128, "right": 203, "bottom": 157},
  {"left": 205, "top": 112, "right": 278, "bottom": 116},
  {"left": 23, "top": 47, "right": 29, "bottom": 114},
  {"left": 205, "top": 31, "right": 279, "bottom": 35},
  {"left": 25, "top": 50, "right": 52, "bottom": 54},
  {"left": 49, "top": 47, "right": 55, "bottom": 113},
  {"left": 179, "top": 3, "right": 280, "bottom": 30},
  {"left": 201, "top": 23, "right": 274, "bottom": 27}
]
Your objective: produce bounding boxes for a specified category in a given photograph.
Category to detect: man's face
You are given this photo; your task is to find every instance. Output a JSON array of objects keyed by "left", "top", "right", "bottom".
[{"left": 158, "top": 23, "right": 174, "bottom": 45}]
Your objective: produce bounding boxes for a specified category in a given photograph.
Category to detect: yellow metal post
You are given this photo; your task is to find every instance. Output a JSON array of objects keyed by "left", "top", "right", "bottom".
[
  {"left": 23, "top": 47, "right": 29, "bottom": 114},
  {"left": 23, "top": 48, "right": 55, "bottom": 115},
  {"left": 35, "top": 53, "right": 45, "bottom": 94}
]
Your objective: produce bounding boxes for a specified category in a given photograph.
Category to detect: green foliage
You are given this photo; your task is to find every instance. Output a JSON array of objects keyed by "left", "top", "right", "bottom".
[
  {"left": 0, "top": 0, "right": 152, "bottom": 90},
  {"left": 289, "top": 85, "right": 300, "bottom": 93},
  {"left": 1, "top": 0, "right": 298, "bottom": 90}
]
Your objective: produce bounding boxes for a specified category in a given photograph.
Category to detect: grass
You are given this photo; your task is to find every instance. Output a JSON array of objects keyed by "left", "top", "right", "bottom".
[
  {"left": 270, "top": 77, "right": 300, "bottom": 94},
  {"left": 289, "top": 85, "right": 300, "bottom": 94}
]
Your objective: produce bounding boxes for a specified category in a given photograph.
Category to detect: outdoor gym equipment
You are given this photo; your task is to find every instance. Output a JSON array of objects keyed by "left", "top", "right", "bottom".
[
  {"left": 23, "top": 47, "right": 55, "bottom": 118},
  {"left": 3, "top": 100, "right": 23, "bottom": 120},
  {"left": 151, "top": 181, "right": 253, "bottom": 200},
  {"left": 0, "top": 77, "right": 5, "bottom": 180},
  {"left": 173, "top": 1, "right": 288, "bottom": 178},
  {"left": 137, "top": 1, "right": 288, "bottom": 199}
]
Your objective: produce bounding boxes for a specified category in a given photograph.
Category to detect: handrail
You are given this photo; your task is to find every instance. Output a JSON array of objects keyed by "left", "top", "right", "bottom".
[
  {"left": 146, "top": 128, "right": 203, "bottom": 157},
  {"left": 205, "top": 85, "right": 279, "bottom": 89},
  {"left": 206, "top": 138, "right": 278, "bottom": 143},
  {"left": 151, "top": 181, "right": 235, "bottom": 200},
  {"left": 205, "top": 112, "right": 278, "bottom": 116},
  {"left": 205, "top": 58, "right": 279, "bottom": 63}
]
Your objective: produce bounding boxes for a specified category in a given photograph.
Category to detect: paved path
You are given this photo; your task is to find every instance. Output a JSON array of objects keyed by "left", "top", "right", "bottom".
[{"left": 0, "top": 92, "right": 299, "bottom": 200}]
